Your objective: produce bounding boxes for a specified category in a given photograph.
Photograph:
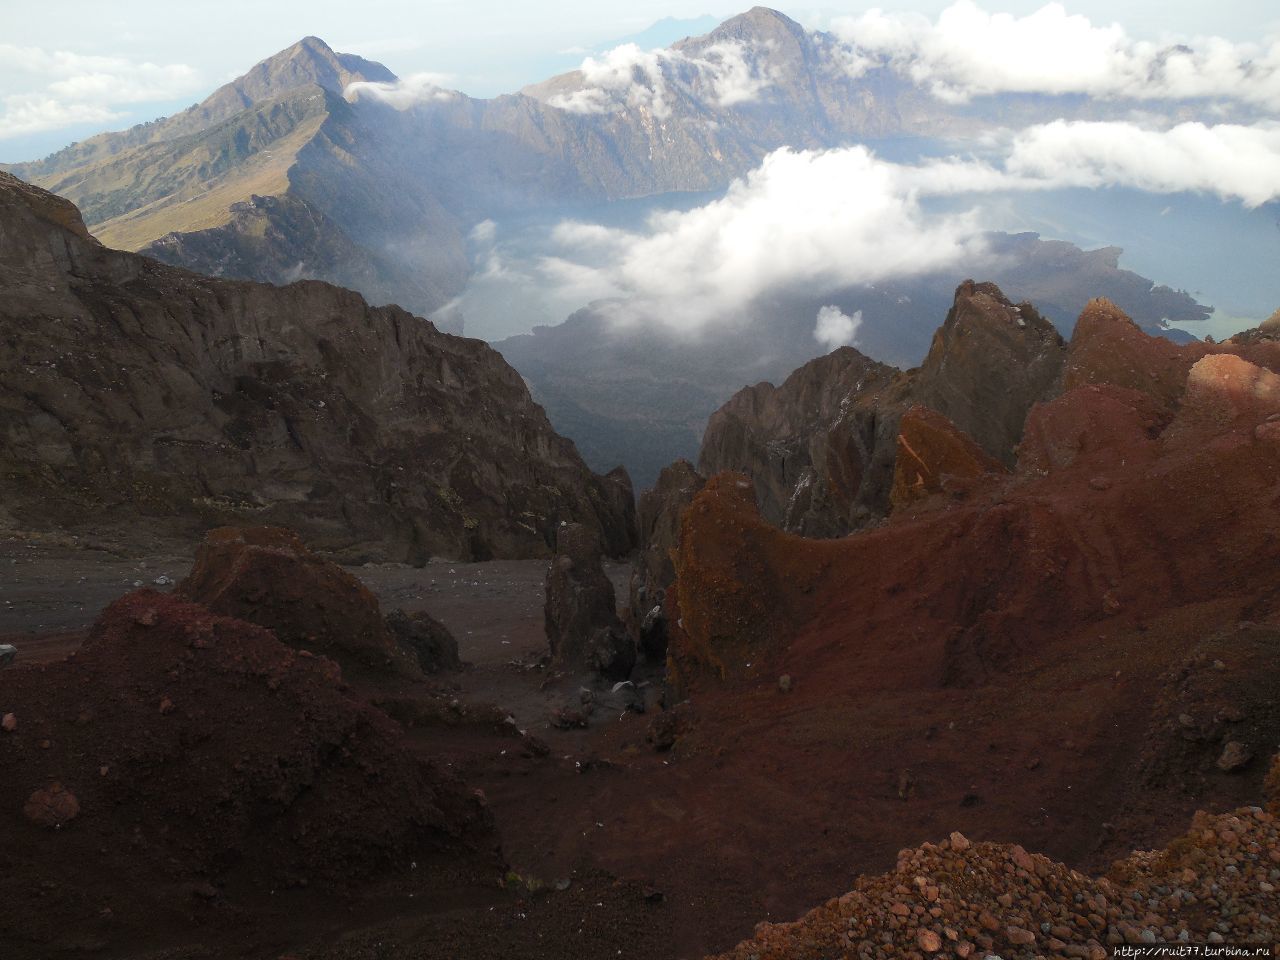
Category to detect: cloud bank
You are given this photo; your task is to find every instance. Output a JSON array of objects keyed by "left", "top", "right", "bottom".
[
  {"left": 529, "top": 118, "right": 1280, "bottom": 332},
  {"left": 831, "top": 1, "right": 1280, "bottom": 106},
  {"left": 0, "top": 43, "right": 203, "bottom": 137}
]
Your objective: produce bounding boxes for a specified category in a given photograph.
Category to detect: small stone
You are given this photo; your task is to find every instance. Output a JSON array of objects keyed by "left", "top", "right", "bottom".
[
  {"left": 24, "top": 782, "right": 80, "bottom": 827},
  {"left": 1217, "top": 740, "right": 1253, "bottom": 772},
  {"left": 1, "top": 713, "right": 15, "bottom": 732},
  {"left": 158, "top": 696, "right": 175, "bottom": 715},
  {"left": 949, "top": 830, "right": 971, "bottom": 852},
  {"left": 890, "top": 902, "right": 911, "bottom": 917},
  {"left": 1006, "top": 926, "right": 1037, "bottom": 945},
  {"left": 777, "top": 674, "right": 792, "bottom": 693},
  {"left": 917, "top": 929, "right": 942, "bottom": 953}
]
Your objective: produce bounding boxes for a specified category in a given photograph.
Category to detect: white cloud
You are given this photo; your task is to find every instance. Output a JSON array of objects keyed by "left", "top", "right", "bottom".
[
  {"left": 830, "top": 1, "right": 1280, "bottom": 107},
  {"left": 814, "top": 306, "right": 862, "bottom": 350},
  {"left": 344, "top": 72, "right": 457, "bottom": 109},
  {"left": 0, "top": 43, "right": 202, "bottom": 138},
  {"left": 531, "top": 118, "right": 1280, "bottom": 332},
  {"left": 547, "top": 38, "right": 779, "bottom": 118},
  {"left": 538, "top": 146, "right": 987, "bottom": 329},
  {"left": 1006, "top": 120, "right": 1280, "bottom": 208}
]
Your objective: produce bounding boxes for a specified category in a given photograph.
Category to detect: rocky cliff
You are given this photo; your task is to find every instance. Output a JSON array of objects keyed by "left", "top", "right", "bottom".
[{"left": 0, "top": 172, "right": 633, "bottom": 561}]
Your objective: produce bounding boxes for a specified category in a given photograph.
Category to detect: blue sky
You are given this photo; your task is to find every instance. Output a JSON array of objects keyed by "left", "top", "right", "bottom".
[{"left": 2, "top": 0, "right": 1278, "bottom": 162}]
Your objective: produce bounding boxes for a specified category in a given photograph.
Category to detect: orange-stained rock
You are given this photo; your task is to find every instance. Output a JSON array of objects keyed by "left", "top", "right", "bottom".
[
  {"left": 1172, "top": 353, "right": 1280, "bottom": 433},
  {"left": 890, "top": 406, "right": 1008, "bottom": 512},
  {"left": 1061, "top": 297, "right": 1207, "bottom": 409},
  {"left": 175, "top": 526, "right": 411, "bottom": 672}
]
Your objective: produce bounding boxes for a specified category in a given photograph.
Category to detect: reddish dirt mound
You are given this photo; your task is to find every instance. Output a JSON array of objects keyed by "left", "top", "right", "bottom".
[
  {"left": 890, "top": 406, "right": 1008, "bottom": 511},
  {"left": 710, "top": 803, "right": 1280, "bottom": 959},
  {"left": 176, "top": 526, "right": 416, "bottom": 673},
  {"left": 0, "top": 590, "right": 497, "bottom": 955}
]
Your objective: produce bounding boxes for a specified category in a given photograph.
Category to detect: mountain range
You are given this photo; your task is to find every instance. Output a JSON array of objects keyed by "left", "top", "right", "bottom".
[{"left": 4, "top": 8, "right": 1252, "bottom": 329}]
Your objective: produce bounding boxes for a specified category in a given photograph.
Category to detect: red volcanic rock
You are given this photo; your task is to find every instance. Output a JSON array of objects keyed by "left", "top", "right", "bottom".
[
  {"left": 671, "top": 303, "right": 1280, "bottom": 690},
  {"left": 890, "top": 406, "right": 1008, "bottom": 512},
  {"left": 696, "top": 282, "right": 1064, "bottom": 537},
  {"left": 1062, "top": 297, "right": 1207, "bottom": 409},
  {"left": 23, "top": 783, "right": 79, "bottom": 827},
  {"left": 175, "top": 526, "right": 411, "bottom": 672},
  {"left": 1018, "top": 384, "right": 1166, "bottom": 475}
]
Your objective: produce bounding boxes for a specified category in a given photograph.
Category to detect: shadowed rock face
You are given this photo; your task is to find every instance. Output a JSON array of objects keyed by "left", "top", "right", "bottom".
[
  {"left": 0, "top": 172, "right": 635, "bottom": 561},
  {"left": 696, "top": 281, "right": 1061, "bottom": 536},
  {"left": 912, "top": 282, "right": 1065, "bottom": 464}
]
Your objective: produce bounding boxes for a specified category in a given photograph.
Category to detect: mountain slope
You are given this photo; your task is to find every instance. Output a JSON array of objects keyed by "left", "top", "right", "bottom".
[
  {"left": 0, "top": 171, "right": 634, "bottom": 561},
  {"left": 6, "top": 39, "right": 470, "bottom": 323}
]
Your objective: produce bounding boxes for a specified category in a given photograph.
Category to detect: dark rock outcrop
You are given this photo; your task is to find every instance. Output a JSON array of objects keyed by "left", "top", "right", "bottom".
[
  {"left": 911, "top": 282, "right": 1065, "bottom": 464},
  {"left": 0, "top": 172, "right": 634, "bottom": 561},
  {"left": 544, "top": 523, "right": 635, "bottom": 680},
  {"left": 385, "top": 608, "right": 463, "bottom": 674},
  {"left": 698, "top": 347, "right": 901, "bottom": 536},
  {"left": 627, "top": 459, "right": 706, "bottom": 658},
  {"left": 696, "top": 281, "right": 1060, "bottom": 535}
]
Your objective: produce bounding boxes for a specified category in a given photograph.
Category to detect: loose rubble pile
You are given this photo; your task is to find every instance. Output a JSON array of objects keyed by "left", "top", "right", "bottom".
[{"left": 713, "top": 794, "right": 1280, "bottom": 959}]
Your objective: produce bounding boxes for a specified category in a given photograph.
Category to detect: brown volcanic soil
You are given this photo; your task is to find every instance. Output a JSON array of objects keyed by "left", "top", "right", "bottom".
[{"left": 3, "top": 542, "right": 1278, "bottom": 959}]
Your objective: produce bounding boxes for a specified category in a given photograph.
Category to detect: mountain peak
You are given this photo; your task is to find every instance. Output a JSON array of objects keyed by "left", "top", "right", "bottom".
[
  {"left": 239, "top": 36, "right": 396, "bottom": 101},
  {"left": 702, "top": 6, "right": 806, "bottom": 44}
]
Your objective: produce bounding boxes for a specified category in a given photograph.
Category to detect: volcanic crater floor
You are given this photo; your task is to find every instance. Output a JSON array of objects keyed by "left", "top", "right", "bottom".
[{"left": 2, "top": 533, "right": 1277, "bottom": 960}]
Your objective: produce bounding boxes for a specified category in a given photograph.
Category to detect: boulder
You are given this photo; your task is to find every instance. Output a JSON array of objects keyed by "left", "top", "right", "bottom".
[
  {"left": 385, "top": 608, "right": 462, "bottom": 673},
  {"left": 544, "top": 523, "right": 635, "bottom": 680}
]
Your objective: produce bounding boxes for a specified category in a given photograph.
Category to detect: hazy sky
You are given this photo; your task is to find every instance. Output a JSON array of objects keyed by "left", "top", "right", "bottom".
[{"left": 3, "top": 0, "right": 1279, "bottom": 162}]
